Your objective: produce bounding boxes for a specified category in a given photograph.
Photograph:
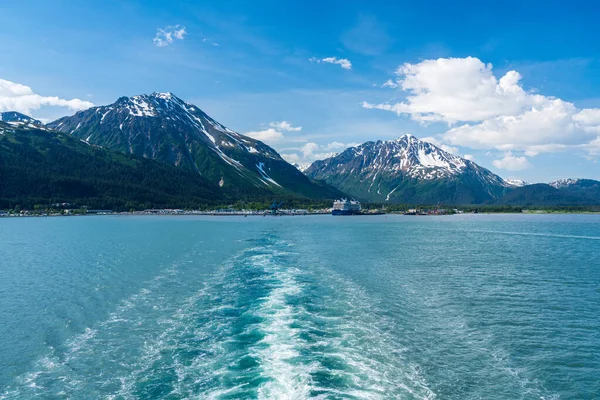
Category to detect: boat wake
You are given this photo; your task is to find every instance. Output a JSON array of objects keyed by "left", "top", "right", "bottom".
[{"left": 1, "top": 235, "right": 434, "bottom": 399}]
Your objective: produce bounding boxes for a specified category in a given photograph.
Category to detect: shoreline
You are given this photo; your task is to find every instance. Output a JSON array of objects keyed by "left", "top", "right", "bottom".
[{"left": 3, "top": 210, "right": 600, "bottom": 219}]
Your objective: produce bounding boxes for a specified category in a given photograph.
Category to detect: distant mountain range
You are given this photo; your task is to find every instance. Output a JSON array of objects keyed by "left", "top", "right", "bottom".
[
  {"left": 305, "top": 135, "right": 600, "bottom": 206},
  {"left": 502, "top": 179, "right": 600, "bottom": 206},
  {"left": 1, "top": 93, "right": 598, "bottom": 209}
]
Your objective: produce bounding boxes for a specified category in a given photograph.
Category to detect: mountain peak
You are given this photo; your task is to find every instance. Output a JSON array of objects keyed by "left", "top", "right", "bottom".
[
  {"left": 146, "top": 91, "right": 179, "bottom": 101},
  {"left": 150, "top": 91, "right": 175, "bottom": 98},
  {"left": 1, "top": 111, "right": 41, "bottom": 123},
  {"left": 549, "top": 178, "right": 580, "bottom": 189},
  {"left": 339, "top": 134, "right": 476, "bottom": 181},
  {"left": 306, "top": 134, "right": 509, "bottom": 203},
  {"left": 1, "top": 111, "right": 44, "bottom": 128},
  {"left": 504, "top": 178, "right": 530, "bottom": 187},
  {"left": 46, "top": 93, "right": 341, "bottom": 199}
]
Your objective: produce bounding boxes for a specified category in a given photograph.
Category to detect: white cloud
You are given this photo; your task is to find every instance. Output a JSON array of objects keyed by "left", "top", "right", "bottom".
[
  {"left": 463, "top": 154, "right": 474, "bottom": 161},
  {"left": 154, "top": 25, "right": 186, "bottom": 47},
  {"left": 586, "top": 136, "right": 600, "bottom": 157},
  {"left": 0, "top": 78, "right": 93, "bottom": 116},
  {"left": 269, "top": 121, "right": 302, "bottom": 131},
  {"left": 442, "top": 99, "right": 597, "bottom": 154},
  {"left": 381, "top": 79, "right": 399, "bottom": 88},
  {"left": 246, "top": 120, "right": 303, "bottom": 145},
  {"left": 281, "top": 153, "right": 301, "bottom": 164},
  {"left": 302, "top": 141, "right": 360, "bottom": 158},
  {"left": 574, "top": 109, "right": 600, "bottom": 132},
  {"left": 420, "top": 136, "right": 459, "bottom": 155},
  {"left": 280, "top": 141, "right": 359, "bottom": 165},
  {"left": 309, "top": 57, "right": 352, "bottom": 70},
  {"left": 301, "top": 142, "right": 319, "bottom": 158},
  {"left": 288, "top": 141, "right": 357, "bottom": 163},
  {"left": 363, "top": 57, "right": 544, "bottom": 123},
  {"left": 492, "top": 152, "right": 532, "bottom": 171},
  {"left": 363, "top": 56, "right": 600, "bottom": 159},
  {"left": 245, "top": 128, "right": 284, "bottom": 143}
]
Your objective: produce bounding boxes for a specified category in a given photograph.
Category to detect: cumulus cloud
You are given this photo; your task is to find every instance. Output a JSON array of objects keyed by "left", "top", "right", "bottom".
[
  {"left": 463, "top": 154, "right": 474, "bottom": 161},
  {"left": 245, "top": 128, "right": 284, "bottom": 143},
  {"left": 154, "top": 25, "right": 186, "bottom": 47},
  {"left": 363, "top": 57, "right": 546, "bottom": 123},
  {"left": 245, "top": 120, "right": 304, "bottom": 145},
  {"left": 281, "top": 153, "right": 301, "bottom": 164},
  {"left": 420, "top": 136, "right": 459, "bottom": 155},
  {"left": 269, "top": 121, "right": 302, "bottom": 131},
  {"left": 301, "top": 142, "right": 320, "bottom": 158},
  {"left": 0, "top": 78, "right": 93, "bottom": 116},
  {"left": 586, "top": 136, "right": 600, "bottom": 157},
  {"left": 492, "top": 152, "right": 532, "bottom": 171},
  {"left": 309, "top": 57, "right": 352, "bottom": 70},
  {"left": 293, "top": 141, "right": 358, "bottom": 163},
  {"left": 281, "top": 141, "right": 360, "bottom": 165},
  {"left": 363, "top": 56, "right": 600, "bottom": 159},
  {"left": 573, "top": 109, "right": 600, "bottom": 132}
]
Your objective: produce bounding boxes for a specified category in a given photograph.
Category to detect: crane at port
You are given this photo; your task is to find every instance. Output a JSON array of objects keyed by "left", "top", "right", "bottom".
[{"left": 270, "top": 200, "right": 284, "bottom": 215}]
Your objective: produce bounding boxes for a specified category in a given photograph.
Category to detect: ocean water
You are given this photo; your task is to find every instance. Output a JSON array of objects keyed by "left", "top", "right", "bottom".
[{"left": 0, "top": 214, "right": 599, "bottom": 399}]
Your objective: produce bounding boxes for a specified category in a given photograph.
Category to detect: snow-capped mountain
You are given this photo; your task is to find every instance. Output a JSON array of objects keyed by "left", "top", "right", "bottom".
[
  {"left": 305, "top": 134, "right": 509, "bottom": 203},
  {"left": 1, "top": 111, "right": 43, "bottom": 128},
  {"left": 502, "top": 178, "right": 600, "bottom": 205},
  {"left": 48, "top": 92, "right": 339, "bottom": 199},
  {"left": 549, "top": 178, "right": 581, "bottom": 189},
  {"left": 292, "top": 163, "right": 310, "bottom": 173},
  {"left": 504, "top": 178, "right": 530, "bottom": 187}
]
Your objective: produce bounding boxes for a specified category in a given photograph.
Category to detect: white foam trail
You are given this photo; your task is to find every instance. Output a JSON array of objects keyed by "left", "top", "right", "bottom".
[
  {"left": 2, "top": 237, "right": 439, "bottom": 399},
  {"left": 255, "top": 267, "right": 314, "bottom": 399},
  {"left": 297, "top": 271, "right": 437, "bottom": 400}
]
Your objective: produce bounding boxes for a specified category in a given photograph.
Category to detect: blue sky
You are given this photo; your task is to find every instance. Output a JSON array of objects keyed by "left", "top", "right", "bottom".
[{"left": 1, "top": 0, "right": 599, "bottom": 182}]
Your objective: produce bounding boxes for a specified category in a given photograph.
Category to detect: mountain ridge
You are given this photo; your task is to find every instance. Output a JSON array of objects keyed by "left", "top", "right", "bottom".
[
  {"left": 0, "top": 120, "right": 233, "bottom": 210},
  {"left": 1, "top": 111, "right": 44, "bottom": 128},
  {"left": 48, "top": 92, "right": 341, "bottom": 200},
  {"left": 305, "top": 134, "right": 510, "bottom": 204}
]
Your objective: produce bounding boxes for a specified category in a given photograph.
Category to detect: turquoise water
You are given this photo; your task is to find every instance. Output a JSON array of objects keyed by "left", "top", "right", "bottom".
[{"left": 0, "top": 214, "right": 599, "bottom": 399}]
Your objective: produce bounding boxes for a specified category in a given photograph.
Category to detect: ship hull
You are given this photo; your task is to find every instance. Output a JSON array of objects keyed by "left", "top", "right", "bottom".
[{"left": 332, "top": 209, "right": 361, "bottom": 216}]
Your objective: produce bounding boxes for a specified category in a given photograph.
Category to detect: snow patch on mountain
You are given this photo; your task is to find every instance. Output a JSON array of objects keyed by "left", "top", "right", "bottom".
[
  {"left": 293, "top": 163, "right": 310, "bottom": 173},
  {"left": 1, "top": 111, "right": 45, "bottom": 129},
  {"left": 45, "top": 92, "right": 339, "bottom": 198},
  {"left": 504, "top": 178, "right": 530, "bottom": 187},
  {"left": 305, "top": 134, "right": 511, "bottom": 203},
  {"left": 256, "top": 162, "right": 282, "bottom": 187},
  {"left": 549, "top": 178, "right": 580, "bottom": 189},
  {"left": 321, "top": 134, "right": 496, "bottom": 182},
  {"left": 51, "top": 92, "right": 280, "bottom": 161}
]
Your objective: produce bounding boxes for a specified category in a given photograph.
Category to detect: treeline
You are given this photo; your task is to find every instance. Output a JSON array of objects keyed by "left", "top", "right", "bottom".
[
  {"left": 0, "top": 126, "right": 344, "bottom": 212},
  {"left": 2, "top": 125, "right": 598, "bottom": 213},
  {"left": 0, "top": 127, "right": 300, "bottom": 211}
]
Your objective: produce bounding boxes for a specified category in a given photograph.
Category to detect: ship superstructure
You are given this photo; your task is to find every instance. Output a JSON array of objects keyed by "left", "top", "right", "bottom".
[{"left": 332, "top": 199, "right": 361, "bottom": 215}]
